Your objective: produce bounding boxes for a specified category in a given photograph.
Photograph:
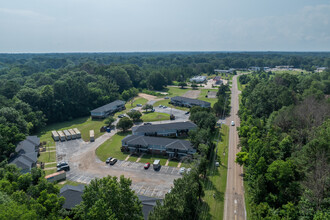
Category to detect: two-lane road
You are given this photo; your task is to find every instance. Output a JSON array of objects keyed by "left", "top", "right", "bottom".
[{"left": 224, "top": 75, "right": 246, "bottom": 220}]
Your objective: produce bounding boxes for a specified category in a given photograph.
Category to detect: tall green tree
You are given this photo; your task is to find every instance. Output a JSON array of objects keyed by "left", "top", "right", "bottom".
[{"left": 74, "top": 176, "right": 143, "bottom": 220}]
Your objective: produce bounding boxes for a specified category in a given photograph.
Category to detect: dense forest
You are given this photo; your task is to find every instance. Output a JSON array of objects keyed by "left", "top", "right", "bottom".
[
  {"left": 237, "top": 70, "right": 330, "bottom": 219},
  {"left": 0, "top": 52, "right": 329, "bottom": 219}
]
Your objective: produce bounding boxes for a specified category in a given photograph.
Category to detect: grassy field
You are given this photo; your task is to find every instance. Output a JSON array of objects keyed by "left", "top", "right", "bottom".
[
  {"left": 44, "top": 168, "right": 57, "bottom": 176},
  {"left": 37, "top": 116, "right": 108, "bottom": 146},
  {"left": 96, "top": 131, "right": 131, "bottom": 161},
  {"left": 125, "top": 97, "right": 148, "bottom": 110},
  {"left": 141, "top": 112, "right": 170, "bottom": 122},
  {"left": 165, "top": 87, "right": 191, "bottom": 97},
  {"left": 198, "top": 89, "right": 218, "bottom": 107},
  {"left": 201, "top": 124, "right": 229, "bottom": 220},
  {"left": 244, "top": 178, "right": 252, "bottom": 219},
  {"left": 57, "top": 180, "right": 83, "bottom": 189},
  {"left": 38, "top": 151, "right": 56, "bottom": 163}
]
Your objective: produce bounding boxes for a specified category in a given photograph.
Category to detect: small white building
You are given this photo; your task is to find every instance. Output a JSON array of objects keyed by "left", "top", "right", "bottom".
[
  {"left": 190, "top": 76, "right": 206, "bottom": 83},
  {"left": 68, "top": 129, "right": 76, "bottom": 139},
  {"left": 57, "top": 131, "right": 66, "bottom": 142},
  {"left": 90, "top": 130, "right": 94, "bottom": 142},
  {"left": 52, "top": 131, "right": 60, "bottom": 141},
  {"left": 74, "top": 128, "right": 81, "bottom": 138},
  {"left": 63, "top": 130, "right": 71, "bottom": 141}
]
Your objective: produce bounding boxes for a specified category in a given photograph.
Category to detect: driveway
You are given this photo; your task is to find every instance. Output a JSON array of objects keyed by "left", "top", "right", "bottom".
[{"left": 56, "top": 128, "right": 181, "bottom": 198}]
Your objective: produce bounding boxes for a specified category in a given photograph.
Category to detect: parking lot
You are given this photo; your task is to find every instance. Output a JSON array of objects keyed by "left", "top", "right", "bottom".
[{"left": 56, "top": 129, "right": 182, "bottom": 198}]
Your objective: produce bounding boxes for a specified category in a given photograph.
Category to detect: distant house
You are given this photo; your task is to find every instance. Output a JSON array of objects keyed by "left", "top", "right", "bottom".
[
  {"left": 249, "top": 66, "right": 261, "bottom": 71},
  {"left": 170, "top": 96, "right": 211, "bottom": 108},
  {"left": 138, "top": 195, "right": 162, "bottom": 220},
  {"left": 122, "top": 135, "right": 196, "bottom": 158},
  {"left": 90, "top": 100, "right": 126, "bottom": 118},
  {"left": 132, "top": 121, "right": 197, "bottom": 137},
  {"left": 60, "top": 185, "right": 85, "bottom": 210},
  {"left": 213, "top": 76, "right": 223, "bottom": 85},
  {"left": 190, "top": 76, "right": 206, "bottom": 83},
  {"left": 10, "top": 136, "right": 40, "bottom": 173}
]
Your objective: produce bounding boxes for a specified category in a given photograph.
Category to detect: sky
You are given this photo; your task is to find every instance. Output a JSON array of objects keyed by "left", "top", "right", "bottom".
[{"left": 0, "top": 0, "right": 329, "bottom": 53}]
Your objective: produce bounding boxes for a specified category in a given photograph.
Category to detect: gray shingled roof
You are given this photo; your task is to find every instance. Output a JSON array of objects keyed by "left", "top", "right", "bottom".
[
  {"left": 171, "top": 96, "right": 211, "bottom": 106},
  {"left": 122, "top": 135, "right": 194, "bottom": 151},
  {"left": 138, "top": 195, "right": 162, "bottom": 220},
  {"left": 60, "top": 185, "right": 85, "bottom": 210},
  {"left": 132, "top": 121, "right": 196, "bottom": 134},
  {"left": 91, "top": 100, "right": 125, "bottom": 113}
]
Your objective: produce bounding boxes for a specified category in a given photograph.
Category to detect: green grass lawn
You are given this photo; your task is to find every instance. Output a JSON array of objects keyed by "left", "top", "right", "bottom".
[
  {"left": 244, "top": 177, "right": 252, "bottom": 220},
  {"left": 127, "top": 155, "right": 140, "bottom": 162},
  {"left": 37, "top": 116, "right": 108, "bottom": 146},
  {"left": 96, "top": 131, "right": 131, "bottom": 161},
  {"left": 168, "top": 160, "right": 180, "bottom": 167},
  {"left": 201, "top": 124, "right": 229, "bottom": 220},
  {"left": 56, "top": 180, "right": 84, "bottom": 189},
  {"left": 141, "top": 112, "right": 170, "bottom": 122},
  {"left": 138, "top": 154, "right": 168, "bottom": 166},
  {"left": 44, "top": 168, "right": 57, "bottom": 176},
  {"left": 44, "top": 163, "right": 57, "bottom": 168},
  {"left": 38, "top": 151, "right": 56, "bottom": 163},
  {"left": 166, "top": 87, "right": 191, "bottom": 97},
  {"left": 125, "top": 97, "right": 148, "bottom": 110}
]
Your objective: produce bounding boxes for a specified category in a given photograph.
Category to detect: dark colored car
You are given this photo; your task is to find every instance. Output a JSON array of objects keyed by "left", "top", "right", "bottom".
[
  {"left": 106, "top": 157, "right": 112, "bottom": 164},
  {"left": 118, "top": 114, "right": 125, "bottom": 118},
  {"left": 185, "top": 111, "right": 190, "bottom": 115},
  {"left": 57, "top": 162, "right": 68, "bottom": 168},
  {"left": 144, "top": 162, "right": 150, "bottom": 169},
  {"left": 109, "top": 158, "right": 117, "bottom": 165},
  {"left": 57, "top": 165, "right": 70, "bottom": 172},
  {"left": 144, "top": 122, "right": 152, "bottom": 125}
]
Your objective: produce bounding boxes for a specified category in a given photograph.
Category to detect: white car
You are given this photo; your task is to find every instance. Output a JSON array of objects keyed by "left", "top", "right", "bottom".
[
  {"left": 179, "top": 167, "right": 186, "bottom": 174},
  {"left": 231, "top": 121, "right": 235, "bottom": 126}
]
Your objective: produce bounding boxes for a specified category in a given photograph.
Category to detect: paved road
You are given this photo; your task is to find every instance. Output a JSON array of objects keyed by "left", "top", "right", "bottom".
[{"left": 224, "top": 75, "right": 246, "bottom": 220}]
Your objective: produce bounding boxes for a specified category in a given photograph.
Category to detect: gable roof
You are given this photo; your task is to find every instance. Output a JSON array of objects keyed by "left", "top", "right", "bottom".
[
  {"left": 91, "top": 100, "right": 125, "bottom": 113},
  {"left": 10, "top": 156, "right": 33, "bottom": 171},
  {"left": 15, "top": 136, "right": 40, "bottom": 154},
  {"left": 138, "top": 195, "right": 162, "bottom": 220},
  {"left": 122, "top": 135, "right": 194, "bottom": 151},
  {"left": 60, "top": 185, "right": 85, "bottom": 209},
  {"left": 132, "top": 121, "right": 196, "bottom": 134},
  {"left": 171, "top": 96, "right": 210, "bottom": 106}
]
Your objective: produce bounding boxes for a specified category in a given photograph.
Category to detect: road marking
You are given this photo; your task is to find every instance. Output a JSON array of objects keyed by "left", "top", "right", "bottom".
[{"left": 235, "top": 199, "right": 237, "bottom": 204}]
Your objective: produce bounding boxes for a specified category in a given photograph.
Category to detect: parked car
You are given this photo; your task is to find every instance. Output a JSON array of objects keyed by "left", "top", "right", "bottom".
[
  {"left": 136, "top": 104, "right": 142, "bottom": 107},
  {"left": 57, "top": 162, "right": 68, "bottom": 168},
  {"left": 163, "top": 105, "right": 167, "bottom": 108},
  {"left": 164, "top": 96, "right": 169, "bottom": 99},
  {"left": 151, "top": 109, "right": 155, "bottom": 112},
  {"left": 179, "top": 167, "right": 186, "bottom": 174},
  {"left": 231, "top": 121, "right": 235, "bottom": 126},
  {"left": 106, "top": 157, "right": 113, "bottom": 164},
  {"left": 118, "top": 114, "right": 125, "bottom": 118},
  {"left": 159, "top": 105, "right": 163, "bottom": 108},
  {"left": 57, "top": 165, "right": 70, "bottom": 172},
  {"left": 153, "top": 160, "right": 161, "bottom": 170},
  {"left": 215, "top": 162, "right": 220, "bottom": 167},
  {"left": 109, "top": 158, "right": 117, "bottom": 165},
  {"left": 185, "top": 111, "right": 190, "bottom": 115},
  {"left": 144, "top": 122, "right": 152, "bottom": 125},
  {"left": 144, "top": 162, "right": 150, "bottom": 169},
  {"left": 170, "top": 114, "right": 175, "bottom": 120}
]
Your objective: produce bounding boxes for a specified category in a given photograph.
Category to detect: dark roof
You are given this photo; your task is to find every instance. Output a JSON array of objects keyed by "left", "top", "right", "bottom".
[
  {"left": 138, "top": 195, "right": 162, "bottom": 220},
  {"left": 91, "top": 100, "right": 125, "bottom": 113},
  {"left": 122, "top": 135, "right": 194, "bottom": 151},
  {"left": 132, "top": 121, "right": 197, "bottom": 134},
  {"left": 60, "top": 185, "right": 85, "bottom": 209},
  {"left": 15, "top": 136, "right": 40, "bottom": 154},
  {"left": 26, "top": 136, "right": 40, "bottom": 146},
  {"left": 171, "top": 96, "right": 210, "bottom": 106},
  {"left": 10, "top": 157, "right": 32, "bottom": 170}
]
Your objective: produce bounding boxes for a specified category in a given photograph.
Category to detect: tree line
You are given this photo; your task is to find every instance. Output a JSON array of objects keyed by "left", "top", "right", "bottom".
[{"left": 236, "top": 69, "right": 330, "bottom": 219}]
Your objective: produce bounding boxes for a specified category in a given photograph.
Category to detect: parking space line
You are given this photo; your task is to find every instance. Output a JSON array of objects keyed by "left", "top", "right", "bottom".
[
  {"left": 171, "top": 168, "right": 176, "bottom": 174},
  {"left": 136, "top": 185, "right": 144, "bottom": 194},
  {"left": 163, "top": 166, "right": 169, "bottom": 173}
]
